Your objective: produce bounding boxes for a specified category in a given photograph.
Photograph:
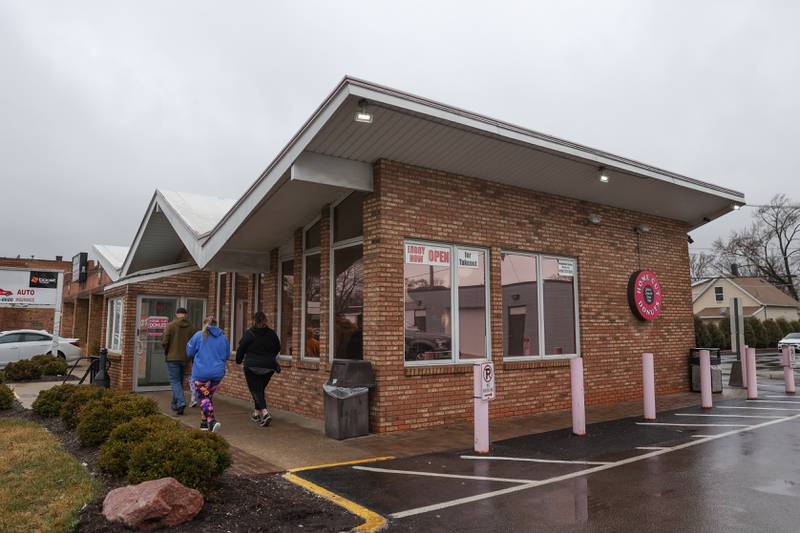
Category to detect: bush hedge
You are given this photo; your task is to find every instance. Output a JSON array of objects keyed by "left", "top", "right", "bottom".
[
  {"left": 0, "top": 384, "right": 14, "bottom": 410},
  {"left": 60, "top": 387, "right": 119, "bottom": 429},
  {"left": 98, "top": 415, "right": 181, "bottom": 477},
  {"left": 31, "top": 354, "right": 68, "bottom": 376},
  {"left": 76, "top": 394, "right": 159, "bottom": 446},
  {"left": 31, "top": 384, "right": 81, "bottom": 418},
  {"left": 3, "top": 360, "right": 42, "bottom": 382}
]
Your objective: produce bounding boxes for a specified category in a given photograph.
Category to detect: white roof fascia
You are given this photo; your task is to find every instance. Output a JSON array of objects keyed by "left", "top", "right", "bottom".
[
  {"left": 105, "top": 262, "right": 198, "bottom": 291},
  {"left": 153, "top": 190, "right": 205, "bottom": 263},
  {"left": 200, "top": 76, "right": 745, "bottom": 269},
  {"left": 120, "top": 193, "right": 159, "bottom": 278},
  {"left": 91, "top": 244, "right": 129, "bottom": 282}
]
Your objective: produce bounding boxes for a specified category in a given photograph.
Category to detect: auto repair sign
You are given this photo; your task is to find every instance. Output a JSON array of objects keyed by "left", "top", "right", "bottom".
[
  {"left": 627, "top": 270, "right": 663, "bottom": 321},
  {"left": 0, "top": 268, "right": 60, "bottom": 308}
]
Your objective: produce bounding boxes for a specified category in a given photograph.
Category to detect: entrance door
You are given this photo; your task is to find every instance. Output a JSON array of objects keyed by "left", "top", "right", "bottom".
[{"left": 136, "top": 297, "right": 177, "bottom": 389}]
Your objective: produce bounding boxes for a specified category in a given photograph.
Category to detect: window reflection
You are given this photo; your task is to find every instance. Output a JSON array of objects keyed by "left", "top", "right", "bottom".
[
  {"left": 501, "top": 254, "right": 539, "bottom": 357},
  {"left": 333, "top": 245, "right": 363, "bottom": 359}
]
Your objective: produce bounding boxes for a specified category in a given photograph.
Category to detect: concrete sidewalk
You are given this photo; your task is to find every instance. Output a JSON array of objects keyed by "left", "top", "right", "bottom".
[{"left": 148, "top": 385, "right": 748, "bottom": 474}]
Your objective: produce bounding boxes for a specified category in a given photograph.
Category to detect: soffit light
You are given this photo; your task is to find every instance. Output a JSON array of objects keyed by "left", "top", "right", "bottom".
[
  {"left": 599, "top": 167, "right": 610, "bottom": 183},
  {"left": 732, "top": 204, "right": 741, "bottom": 210},
  {"left": 354, "top": 99, "right": 373, "bottom": 124},
  {"left": 634, "top": 224, "right": 651, "bottom": 234}
]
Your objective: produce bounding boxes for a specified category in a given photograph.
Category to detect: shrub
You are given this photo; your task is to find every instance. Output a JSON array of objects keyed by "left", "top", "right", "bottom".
[
  {"left": 791, "top": 320, "right": 800, "bottom": 334},
  {"left": 98, "top": 415, "right": 181, "bottom": 477},
  {"left": 694, "top": 317, "right": 710, "bottom": 347},
  {"left": 718, "top": 319, "right": 731, "bottom": 350},
  {"left": 3, "top": 360, "right": 42, "bottom": 382},
  {"left": 706, "top": 322, "right": 725, "bottom": 349},
  {"left": 776, "top": 318, "right": 793, "bottom": 338},
  {"left": 31, "top": 355, "right": 68, "bottom": 376},
  {"left": 127, "top": 430, "right": 222, "bottom": 492},
  {"left": 76, "top": 394, "right": 159, "bottom": 446},
  {"left": 0, "top": 384, "right": 14, "bottom": 410},
  {"left": 749, "top": 318, "right": 768, "bottom": 348},
  {"left": 32, "top": 384, "right": 81, "bottom": 418},
  {"left": 60, "top": 387, "right": 117, "bottom": 429},
  {"left": 185, "top": 429, "right": 232, "bottom": 476},
  {"left": 764, "top": 319, "right": 784, "bottom": 348},
  {"left": 0, "top": 370, "right": 5, "bottom": 383}
]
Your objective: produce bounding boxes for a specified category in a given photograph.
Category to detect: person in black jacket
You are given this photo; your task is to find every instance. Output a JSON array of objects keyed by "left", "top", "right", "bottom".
[{"left": 235, "top": 311, "right": 281, "bottom": 427}]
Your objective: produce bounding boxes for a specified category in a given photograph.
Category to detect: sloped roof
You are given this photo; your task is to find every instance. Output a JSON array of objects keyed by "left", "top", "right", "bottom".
[
  {"left": 696, "top": 306, "right": 763, "bottom": 319},
  {"left": 732, "top": 277, "right": 800, "bottom": 307},
  {"left": 91, "top": 244, "right": 130, "bottom": 282},
  {"left": 159, "top": 190, "right": 237, "bottom": 238}
]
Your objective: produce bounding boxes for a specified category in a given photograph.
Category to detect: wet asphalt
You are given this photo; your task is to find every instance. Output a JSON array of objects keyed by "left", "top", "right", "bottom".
[{"left": 296, "top": 364, "right": 800, "bottom": 532}]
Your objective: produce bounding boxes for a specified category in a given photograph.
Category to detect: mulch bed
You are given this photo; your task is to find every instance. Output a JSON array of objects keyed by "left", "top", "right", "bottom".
[{"left": 1, "top": 402, "right": 360, "bottom": 532}]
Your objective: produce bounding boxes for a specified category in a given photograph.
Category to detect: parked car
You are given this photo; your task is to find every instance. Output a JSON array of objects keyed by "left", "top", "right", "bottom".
[
  {"left": 0, "top": 329, "right": 81, "bottom": 366},
  {"left": 405, "top": 327, "right": 451, "bottom": 360},
  {"left": 778, "top": 332, "right": 800, "bottom": 355}
]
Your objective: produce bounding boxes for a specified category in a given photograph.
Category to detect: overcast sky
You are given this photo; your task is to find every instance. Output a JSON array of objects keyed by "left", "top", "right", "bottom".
[{"left": 1, "top": 1, "right": 797, "bottom": 261}]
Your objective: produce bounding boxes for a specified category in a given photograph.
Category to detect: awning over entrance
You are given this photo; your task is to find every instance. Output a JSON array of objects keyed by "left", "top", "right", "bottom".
[{"left": 122, "top": 76, "right": 746, "bottom": 274}]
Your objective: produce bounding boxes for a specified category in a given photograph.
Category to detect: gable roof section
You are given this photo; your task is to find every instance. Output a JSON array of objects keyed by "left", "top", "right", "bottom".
[
  {"left": 196, "top": 76, "right": 745, "bottom": 270},
  {"left": 693, "top": 276, "right": 800, "bottom": 308},
  {"left": 91, "top": 244, "right": 129, "bottom": 282},
  {"left": 121, "top": 190, "right": 235, "bottom": 277}
]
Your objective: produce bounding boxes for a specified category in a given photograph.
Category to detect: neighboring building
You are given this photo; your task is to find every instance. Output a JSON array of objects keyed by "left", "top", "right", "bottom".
[
  {"left": 98, "top": 77, "right": 746, "bottom": 433},
  {"left": 0, "top": 256, "right": 71, "bottom": 333},
  {"left": 693, "top": 276, "right": 800, "bottom": 322},
  {"left": 62, "top": 256, "right": 115, "bottom": 355}
]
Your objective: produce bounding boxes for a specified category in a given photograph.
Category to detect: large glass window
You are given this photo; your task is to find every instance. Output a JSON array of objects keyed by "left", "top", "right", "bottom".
[
  {"left": 403, "top": 241, "right": 489, "bottom": 364},
  {"left": 107, "top": 297, "right": 124, "bottom": 352},
  {"left": 333, "top": 192, "right": 365, "bottom": 242},
  {"left": 278, "top": 259, "right": 294, "bottom": 356},
  {"left": 501, "top": 252, "right": 578, "bottom": 358},
  {"left": 303, "top": 222, "right": 321, "bottom": 359},
  {"left": 331, "top": 193, "right": 365, "bottom": 360}
]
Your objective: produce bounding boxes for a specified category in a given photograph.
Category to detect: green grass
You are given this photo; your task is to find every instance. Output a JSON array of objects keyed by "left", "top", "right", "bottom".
[{"left": 0, "top": 418, "right": 100, "bottom": 532}]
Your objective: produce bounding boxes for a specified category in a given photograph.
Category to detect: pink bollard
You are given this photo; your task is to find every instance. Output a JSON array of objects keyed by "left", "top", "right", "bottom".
[
  {"left": 783, "top": 347, "right": 796, "bottom": 394},
  {"left": 740, "top": 344, "right": 749, "bottom": 388},
  {"left": 746, "top": 347, "right": 758, "bottom": 400},
  {"left": 699, "top": 349, "right": 712, "bottom": 409},
  {"left": 642, "top": 352, "right": 656, "bottom": 420},
  {"left": 570, "top": 357, "right": 586, "bottom": 436},
  {"left": 473, "top": 364, "right": 489, "bottom": 453}
]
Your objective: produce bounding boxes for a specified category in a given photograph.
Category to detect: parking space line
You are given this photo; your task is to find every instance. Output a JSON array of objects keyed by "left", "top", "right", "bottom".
[
  {"left": 717, "top": 405, "right": 800, "bottom": 411},
  {"left": 674, "top": 413, "right": 785, "bottom": 419},
  {"left": 636, "top": 446, "right": 669, "bottom": 450},
  {"left": 352, "top": 465, "right": 536, "bottom": 484},
  {"left": 636, "top": 422, "right": 749, "bottom": 427},
  {"left": 690, "top": 435, "right": 717, "bottom": 438},
  {"left": 460, "top": 455, "right": 610, "bottom": 465},
  {"left": 764, "top": 395, "right": 800, "bottom": 399},
  {"left": 747, "top": 400, "right": 800, "bottom": 405},
  {"left": 389, "top": 414, "right": 800, "bottom": 520},
  {"left": 288, "top": 456, "right": 394, "bottom": 473}
]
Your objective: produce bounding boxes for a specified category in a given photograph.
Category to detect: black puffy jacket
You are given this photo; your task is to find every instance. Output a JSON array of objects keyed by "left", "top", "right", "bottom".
[{"left": 235, "top": 326, "right": 281, "bottom": 371}]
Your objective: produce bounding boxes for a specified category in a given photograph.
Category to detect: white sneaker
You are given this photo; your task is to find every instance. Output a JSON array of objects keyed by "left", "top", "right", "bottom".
[{"left": 210, "top": 419, "right": 221, "bottom": 433}]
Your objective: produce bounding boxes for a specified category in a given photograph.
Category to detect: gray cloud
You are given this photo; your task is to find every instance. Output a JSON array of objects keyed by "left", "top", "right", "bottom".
[{"left": 1, "top": 0, "right": 797, "bottom": 259}]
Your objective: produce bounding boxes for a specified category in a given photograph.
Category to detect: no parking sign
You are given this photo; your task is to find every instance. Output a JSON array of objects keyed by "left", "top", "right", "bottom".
[{"left": 474, "top": 361, "right": 495, "bottom": 401}]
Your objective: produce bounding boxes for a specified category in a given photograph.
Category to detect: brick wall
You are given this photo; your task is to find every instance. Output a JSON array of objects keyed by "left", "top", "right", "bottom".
[{"left": 363, "top": 159, "right": 695, "bottom": 433}]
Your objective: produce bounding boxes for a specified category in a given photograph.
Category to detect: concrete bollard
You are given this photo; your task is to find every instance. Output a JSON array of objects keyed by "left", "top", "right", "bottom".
[
  {"left": 642, "top": 352, "right": 656, "bottom": 420},
  {"left": 746, "top": 347, "right": 758, "bottom": 400},
  {"left": 570, "top": 357, "right": 586, "bottom": 436},
  {"left": 473, "top": 364, "right": 490, "bottom": 453},
  {"left": 783, "top": 347, "right": 796, "bottom": 394},
  {"left": 699, "top": 349, "right": 712, "bottom": 409},
  {"left": 741, "top": 344, "right": 749, "bottom": 388}
]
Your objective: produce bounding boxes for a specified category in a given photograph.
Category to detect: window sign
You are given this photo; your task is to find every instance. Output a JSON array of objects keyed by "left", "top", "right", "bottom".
[
  {"left": 405, "top": 243, "right": 451, "bottom": 267},
  {"left": 458, "top": 249, "right": 480, "bottom": 269},
  {"left": 557, "top": 260, "right": 575, "bottom": 277}
]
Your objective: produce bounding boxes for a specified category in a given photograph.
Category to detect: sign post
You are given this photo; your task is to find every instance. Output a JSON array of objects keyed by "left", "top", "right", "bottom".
[
  {"left": 642, "top": 352, "right": 656, "bottom": 420},
  {"left": 473, "top": 361, "right": 495, "bottom": 453},
  {"left": 570, "top": 357, "right": 586, "bottom": 435},
  {"left": 728, "top": 298, "right": 746, "bottom": 387},
  {"left": 782, "top": 346, "right": 796, "bottom": 394},
  {"left": 49, "top": 271, "right": 64, "bottom": 357}
]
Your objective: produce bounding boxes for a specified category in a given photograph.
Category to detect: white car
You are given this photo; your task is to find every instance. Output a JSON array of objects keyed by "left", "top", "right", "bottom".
[
  {"left": 778, "top": 332, "right": 800, "bottom": 355},
  {"left": 0, "top": 329, "right": 81, "bottom": 366}
]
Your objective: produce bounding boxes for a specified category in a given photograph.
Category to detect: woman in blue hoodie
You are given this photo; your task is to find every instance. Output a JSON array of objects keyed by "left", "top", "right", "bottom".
[{"left": 186, "top": 316, "right": 230, "bottom": 432}]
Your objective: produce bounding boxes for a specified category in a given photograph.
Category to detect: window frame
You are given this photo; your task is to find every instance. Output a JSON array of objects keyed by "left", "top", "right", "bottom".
[
  {"left": 301, "top": 216, "right": 322, "bottom": 361},
  {"left": 276, "top": 253, "right": 294, "bottom": 359},
  {"left": 501, "top": 250, "right": 581, "bottom": 361},
  {"left": 106, "top": 297, "right": 124, "bottom": 353},
  {"left": 329, "top": 196, "right": 365, "bottom": 361},
  {"left": 714, "top": 286, "right": 724, "bottom": 302},
  {"left": 403, "top": 239, "right": 492, "bottom": 367}
]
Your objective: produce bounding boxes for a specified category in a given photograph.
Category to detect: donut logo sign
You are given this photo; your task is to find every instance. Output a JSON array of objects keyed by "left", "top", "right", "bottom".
[{"left": 627, "top": 270, "right": 663, "bottom": 321}]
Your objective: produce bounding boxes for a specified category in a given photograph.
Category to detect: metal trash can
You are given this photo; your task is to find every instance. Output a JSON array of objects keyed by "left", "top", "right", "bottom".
[
  {"left": 689, "top": 348, "right": 722, "bottom": 393},
  {"left": 324, "top": 360, "right": 375, "bottom": 440}
]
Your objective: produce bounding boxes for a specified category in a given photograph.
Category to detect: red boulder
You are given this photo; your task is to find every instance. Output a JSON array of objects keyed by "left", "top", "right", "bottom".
[{"left": 102, "top": 477, "right": 203, "bottom": 531}]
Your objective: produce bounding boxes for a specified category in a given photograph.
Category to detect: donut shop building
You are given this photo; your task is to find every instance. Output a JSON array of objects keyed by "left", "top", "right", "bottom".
[{"left": 120, "top": 77, "right": 745, "bottom": 433}]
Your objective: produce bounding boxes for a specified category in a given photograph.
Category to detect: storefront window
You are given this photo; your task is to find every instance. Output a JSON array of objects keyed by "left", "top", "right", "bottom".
[
  {"left": 501, "top": 252, "right": 578, "bottom": 358},
  {"left": 543, "top": 257, "right": 577, "bottom": 355},
  {"left": 278, "top": 259, "right": 294, "bottom": 356},
  {"left": 333, "top": 192, "right": 365, "bottom": 242},
  {"left": 403, "top": 241, "right": 489, "bottom": 364},
  {"left": 501, "top": 253, "right": 539, "bottom": 357},
  {"left": 303, "top": 253, "right": 321, "bottom": 359},
  {"left": 333, "top": 245, "right": 363, "bottom": 359},
  {"left": 107, "top": 297, "right": 124, "bottom": 352}
]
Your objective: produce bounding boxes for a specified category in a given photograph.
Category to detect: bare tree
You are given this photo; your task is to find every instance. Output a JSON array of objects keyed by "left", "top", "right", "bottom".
[
  {"left": 689, "top": 252, "right": 716, "bottom": 281},
  {"left": 713, "top": 194, "right": 800, "bottom": 300}
]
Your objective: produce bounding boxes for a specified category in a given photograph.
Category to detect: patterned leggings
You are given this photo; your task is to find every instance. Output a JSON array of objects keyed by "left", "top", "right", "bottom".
[{"left": 193, "top": 379, "right": 221, "bottom": 422}]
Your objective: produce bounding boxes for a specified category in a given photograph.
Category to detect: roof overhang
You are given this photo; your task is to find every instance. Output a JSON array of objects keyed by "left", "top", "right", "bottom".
[
  {"left": 91, "top": 244, "right": 130, "bottom": 282},
  {"left": 194, "top": 77, "right": 744, "bottom": 270}
]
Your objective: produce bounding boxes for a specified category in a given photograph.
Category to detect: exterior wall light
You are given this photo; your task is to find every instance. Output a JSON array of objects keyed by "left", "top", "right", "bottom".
[
  {"left": 634, "top": 224, "right": 651, "bottom": 234},
  {"left": 599, "top": 167, "right": 610, "bottom": 183},
  {"left": 732, "top": 204, "right": 741, "bottom": 210},
  {"left": 586, "top": 213, "right": 602, "bottom": 225},
  {"left": 354, "top": 99, "right": 373, "bottom": 124}
]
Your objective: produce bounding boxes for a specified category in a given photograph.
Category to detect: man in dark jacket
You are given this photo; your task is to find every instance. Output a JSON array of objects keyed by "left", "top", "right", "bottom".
[
  {"left": 161, "top": 307, "right": 196, "bottom": 415},
  {"left": 235, "top": 311, "right": 281, "bottom": 427}
]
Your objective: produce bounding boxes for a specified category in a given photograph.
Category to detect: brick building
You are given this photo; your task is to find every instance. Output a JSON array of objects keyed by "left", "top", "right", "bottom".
[
  {"left": 0, "top": 256, "right": 71, "bottom": 333},
  {"left": 102, "top": 77, "right": 746, "bottom": 433}
]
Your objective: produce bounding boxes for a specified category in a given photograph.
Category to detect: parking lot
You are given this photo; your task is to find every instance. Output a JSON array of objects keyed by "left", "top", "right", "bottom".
[{"left": 294, "top": 372, "right": 800, "bottom": 532}]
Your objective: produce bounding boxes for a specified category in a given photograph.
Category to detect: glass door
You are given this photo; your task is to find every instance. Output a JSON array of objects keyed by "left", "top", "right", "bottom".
[{"left": 136, "top": 297, "right": 178, "bottom": 389}]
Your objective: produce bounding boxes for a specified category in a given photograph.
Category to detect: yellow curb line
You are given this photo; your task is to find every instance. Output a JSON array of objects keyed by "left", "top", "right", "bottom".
[
  {"left": 284, "top": 472, "right": 387, "bottom": 532},
  {"left": 288, "top": 455, "right": 394, "bottom": 473}
]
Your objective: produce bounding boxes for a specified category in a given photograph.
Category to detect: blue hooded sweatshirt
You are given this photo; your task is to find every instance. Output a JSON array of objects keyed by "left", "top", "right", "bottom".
[{"left": 186, "top": 326, "right": 230, "bottom": 382}]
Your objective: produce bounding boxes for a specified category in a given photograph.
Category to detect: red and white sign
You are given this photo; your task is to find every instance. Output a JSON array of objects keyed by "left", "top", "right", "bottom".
[
  {"left": 627, "top": 270, "right": 663, "bottom": 321},
  {"left": 405, "top": 243, "right": 450, "bottom": 267},
  {"left": 474, "top": 361, "right": 496, "bottom": 401},
  {"left": 0, "top": 268, "right": 60, "bottom": 308},
  {"left": 142, "top": 316, "right": 169, "bottom": 336}
]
